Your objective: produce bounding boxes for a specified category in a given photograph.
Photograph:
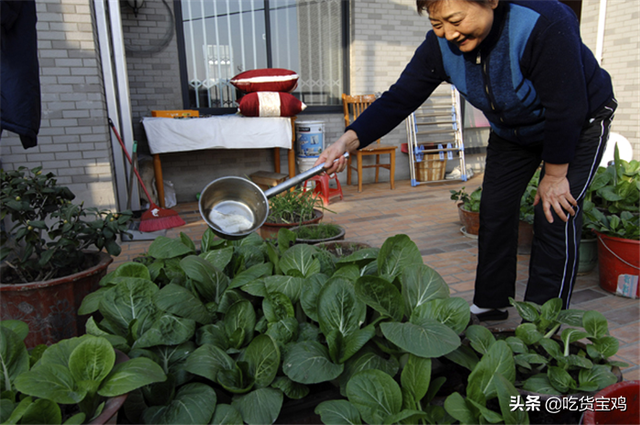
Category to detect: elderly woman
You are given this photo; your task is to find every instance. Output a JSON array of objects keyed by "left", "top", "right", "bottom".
[{"left": 316, "top": 0, "right": 616, "bottom": 320}]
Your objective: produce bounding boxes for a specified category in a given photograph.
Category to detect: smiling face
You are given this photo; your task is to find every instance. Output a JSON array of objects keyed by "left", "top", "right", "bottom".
[{"left": 428, "top": 0, "right": 499, "bottom": 52}]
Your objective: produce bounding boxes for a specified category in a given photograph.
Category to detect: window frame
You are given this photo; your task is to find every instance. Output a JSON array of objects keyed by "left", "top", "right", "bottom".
[{"left": 173, "top": 0, "right": 350, "bottom": 115}]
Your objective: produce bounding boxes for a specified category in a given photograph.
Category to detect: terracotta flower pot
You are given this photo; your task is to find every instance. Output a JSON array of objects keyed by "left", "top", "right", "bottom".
[
  {"left": 0, "top": 251, "right": 112, "bottom": 348},
  {"left": 259, "top": 209, "right": 324, "bottom": 240},
  {"left": 457, "top": 203, "right": 479, "bottom": 237},
  {"left": 518, "top": 220, "right": 534, "bottom": 255}
]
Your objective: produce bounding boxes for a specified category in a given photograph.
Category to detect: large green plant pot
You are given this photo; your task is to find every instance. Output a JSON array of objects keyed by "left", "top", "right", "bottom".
[
  {"left": 578, "top": 237, "right": 598, "bottom": 275},
  {"left": 0, "top": 251, "right": 112, "bottom": 348}
]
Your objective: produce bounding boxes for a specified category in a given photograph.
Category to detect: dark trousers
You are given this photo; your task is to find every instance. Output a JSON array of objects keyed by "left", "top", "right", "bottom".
[{"left": 473, "top": 99, "right": 617, "bottom": 309}]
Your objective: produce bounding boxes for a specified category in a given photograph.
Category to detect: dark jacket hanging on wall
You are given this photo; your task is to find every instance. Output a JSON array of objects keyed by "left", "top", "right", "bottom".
[{"left": 1, "top": 0, "right": 41, "bottom": 149}]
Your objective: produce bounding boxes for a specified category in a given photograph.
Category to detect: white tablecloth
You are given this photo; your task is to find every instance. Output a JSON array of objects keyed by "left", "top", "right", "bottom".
[{"left": 142, "top": 115, "right": 292, "bottom": 155}]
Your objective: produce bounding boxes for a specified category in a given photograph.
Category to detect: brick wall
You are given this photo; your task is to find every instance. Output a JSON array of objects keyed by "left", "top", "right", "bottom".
[
  {"left": 0, "top": 0, "right": 117, "bottom": 210},
  {"left": 581, "top": 0, "right": 639, "bottom": 160}
]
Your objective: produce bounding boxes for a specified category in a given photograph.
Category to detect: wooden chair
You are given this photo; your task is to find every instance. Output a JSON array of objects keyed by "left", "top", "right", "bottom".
[{"left": 342, "top": 94, "right": 397, "bottom": 192}]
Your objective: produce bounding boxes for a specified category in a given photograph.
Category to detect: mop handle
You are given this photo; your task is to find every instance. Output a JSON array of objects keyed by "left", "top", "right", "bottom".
[{"left": 108, "top": 118, "right": 154, "bottom": 203}]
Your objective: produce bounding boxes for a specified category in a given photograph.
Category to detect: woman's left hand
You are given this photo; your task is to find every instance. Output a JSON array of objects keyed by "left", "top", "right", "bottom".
[{"left": 534, "top": 163, "right": 577, "bottom": 224}]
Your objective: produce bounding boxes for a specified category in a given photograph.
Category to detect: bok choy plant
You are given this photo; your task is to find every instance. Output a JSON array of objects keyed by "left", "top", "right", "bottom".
[
  {"left": 76, "top": 230, "right": 472, "bottom": 425},
  {"left": 0, "top": 320, "right": 165, "bottom": 424}
]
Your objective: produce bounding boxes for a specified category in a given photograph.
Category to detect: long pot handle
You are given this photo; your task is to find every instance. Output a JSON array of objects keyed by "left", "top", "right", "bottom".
[{"left": 264, "top": 153, "right": 349, "bottom": 199}]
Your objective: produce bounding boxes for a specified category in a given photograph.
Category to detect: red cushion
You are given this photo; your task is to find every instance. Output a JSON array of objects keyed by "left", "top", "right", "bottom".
[
  {"left": 238, "top": 92, "right": 306, "bottom": 117},
  {"left": 231, "top": 68, "right": 299, "bottom": 93}
]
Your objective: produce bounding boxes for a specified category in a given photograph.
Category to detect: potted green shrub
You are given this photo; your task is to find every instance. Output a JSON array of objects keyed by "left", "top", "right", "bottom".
[
  {"left": 259, "top": 186, "right": 325, "bottom": 239},
  {"left": 443, "top": 297, "right": 627, "bottom": 425},
  {"left": 289, "top": 222, "right": 345, "bottom": 244},
  {"left": 517, "top": 169, "right": 540, "bottom": 255},
  {"left": 450, "top": 186, "right": 482, "bottom": 236},
  {"left": 583, "top": 147, "right": 640, "bottom": 297},
  {"left": 0, "top": 166, "right": 132, "bottom": 347},
  {"left": 0, "top": 319, "right": 166, "bottom": 424}
]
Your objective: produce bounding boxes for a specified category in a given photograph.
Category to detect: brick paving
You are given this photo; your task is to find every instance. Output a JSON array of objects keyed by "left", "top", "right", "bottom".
[{"left": 113, "top": 174, "right": 640, "bottom": 381}]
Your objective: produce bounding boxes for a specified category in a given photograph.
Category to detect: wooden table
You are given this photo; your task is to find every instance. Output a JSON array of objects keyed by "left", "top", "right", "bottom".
[{"left": 142, "top": 115, "right": 296, "bottom": 208}]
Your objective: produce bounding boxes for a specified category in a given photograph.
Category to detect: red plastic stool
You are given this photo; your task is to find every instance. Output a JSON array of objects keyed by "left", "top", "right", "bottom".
[{"left": 303, "top": 173, "right": 343, "bottom": 205}]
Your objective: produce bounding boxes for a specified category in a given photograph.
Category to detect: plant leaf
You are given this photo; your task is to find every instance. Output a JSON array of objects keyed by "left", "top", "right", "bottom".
[
  {"left": 464, "top": 325, "right": 496, "bottom": 356},
  {"left": 444, "top": 392, "right": 476, "bottom": 425},
  {"left": 230, "top": 262, "right": 272, "bottom": 289},
  {"left": 15, "top": 363, "right": 87, "bottom": 404},
  {"left": 148, "top": 236, "right": 194, "bottom": 259},
  {"left": 377, "top": 234, "right": 423, "bottom": 282},
  {"left": 315, "top": 400, "right": 362, "bottom": 425},
  {"left": 99, "top": 278, "right": 159, "bottom": 338},
  {"left": 346, "top": 369, "right": 402, "bottom": 425},
  {"left": 279, "top": 244, "right": 320, "bottom": 278},
  {"left": 401, "top": 264, "right": 449, "bottom": 316},
  {"left": 20, "top": 398, "right": 62, "bottom": 425},
  {"left": 401, "top": 355, "right": 431, "bottom": 403},
  {"left": 583, "top": 310, "right": 609, "bottom": 339},
  {"left": 282, "top": 341, "right": 344, "bottom": 384},
  {"left": 466, "top": 340, "right": 515, "bottom": 401},
  {"left": 224, "top": 299, "right": 256, "bottom": 348},
  {"left": 134, "top": 314, "right": 196, "bottom": 349},
  {"left": 181, "top": 255, "right": 229, "bottom": 305},
  {"left": 270, "top": 376, "right": 309, "bottom": 400},
  {"left": 68, "top": 335, "right": 115, "bottom": 394},
  {"left": 142, "top": 382, "right": 217, "bottom": 425},
  {"left": 412, "top": 297, "right": 470, "bottom": 335},
  {"left": 98, "top": 357, "right": 166, "bottom": 397},
  {"left": 380, "top": 318, "right": 460, "bottom": 358},
  {"left": 494, "top": 373, "right": 529, "bottom": 424},
  {"left": 339, "top": 351, "right": 399, "bottom": 397},
  {"left": 184, "top": 344, "right": 235, "bottom": 383},
  {"left": 153, "top": 283, "right": 211, "bottom": 324},
  {"left": 264, "top": 275, "right": 304, "bottom": 304},
  {"left": 355, "top": 275, "right": 404, "bottom": 321},
  {"left": 317, "top": 277, "right": 366, "bottom": 338},
  {"left": 211, "top": 404, "right": 243, "bottom": 425},
  {"left": 244, "top": 335, "right": 280, "bottom": 388},
  {"left": 231, "top": 387, "right": 283, "bottom": 425},
  {"left": 522, "top": 373, "right": 560, "bottom": 395},
  {"left": 0, "top": 326, "right": 30, "bottom": 393}
]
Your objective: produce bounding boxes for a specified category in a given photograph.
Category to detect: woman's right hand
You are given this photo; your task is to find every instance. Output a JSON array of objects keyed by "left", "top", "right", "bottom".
[{"left": 314, "top": 130, "right": 360, "bottom": 174}]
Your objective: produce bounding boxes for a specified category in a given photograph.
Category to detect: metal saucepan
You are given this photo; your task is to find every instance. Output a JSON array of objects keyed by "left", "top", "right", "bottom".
[{"left": 199, "top": 153, "right": 348, "bottom": 239}]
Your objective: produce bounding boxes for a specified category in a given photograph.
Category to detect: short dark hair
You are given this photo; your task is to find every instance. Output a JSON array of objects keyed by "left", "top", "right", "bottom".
[{"left": 416, "top": 0, "right": 494, "bottom": 15}]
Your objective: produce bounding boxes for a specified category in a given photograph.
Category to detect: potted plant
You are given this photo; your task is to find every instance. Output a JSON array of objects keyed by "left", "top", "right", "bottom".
[
  {"left": 259, "top": 186, "right": 325, "bottom": 240},
  {"left": 0, "top": 166, "right": 132, "bottom": 347},
  {"left": 583, "top": 147, "right": 640, "bottom": 297},
  {"left": 442, "top": 296, "right": 627, "bottom": 425},
  {"left": 0, "top": 319, "right": 166, "bottom": 424},
  {"left": 517, "top": 170, "right": 540, "bottom": 255},
  {"left": 289, "top": 222, "right": 346, "bottom": 244},
  {"left": 77, "top": 230, "right": 477, "bottom": 424},
  {"left": 450, "top": 186, "right": 482, "bottom": 236}
]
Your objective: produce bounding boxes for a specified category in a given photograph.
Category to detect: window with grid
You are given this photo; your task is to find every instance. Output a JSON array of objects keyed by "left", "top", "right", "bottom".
[{"left": 176, "top": 0, "right": 348, "bottom": 111}]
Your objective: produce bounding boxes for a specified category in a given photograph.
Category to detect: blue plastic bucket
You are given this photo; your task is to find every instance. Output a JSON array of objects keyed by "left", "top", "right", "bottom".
[{"left": 295, "top": 121, "right": 324, "bottom": 158}]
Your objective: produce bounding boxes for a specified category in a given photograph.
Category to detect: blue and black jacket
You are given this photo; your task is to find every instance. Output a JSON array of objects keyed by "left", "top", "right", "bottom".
[{"left": 348, "top": 0, "right": 614, "bottom": 164}]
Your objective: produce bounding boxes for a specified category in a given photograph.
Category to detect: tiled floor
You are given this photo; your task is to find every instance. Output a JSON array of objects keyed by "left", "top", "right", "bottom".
[{"left": 113, "top": 174, "right": 640, "bottom": 381}]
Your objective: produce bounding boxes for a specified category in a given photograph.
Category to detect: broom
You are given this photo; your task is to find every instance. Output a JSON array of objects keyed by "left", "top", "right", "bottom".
[{"left": 108, "top": 118, "right": 185, "bottom": 232}]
